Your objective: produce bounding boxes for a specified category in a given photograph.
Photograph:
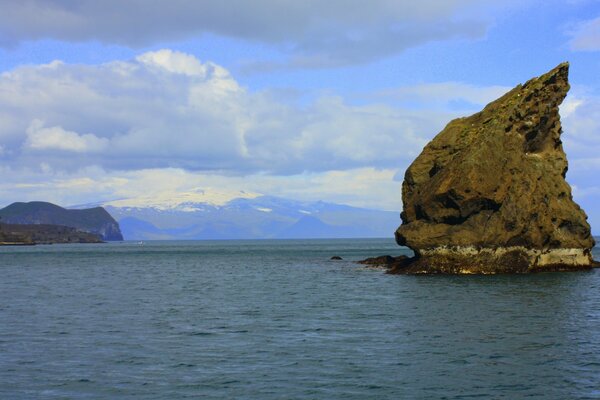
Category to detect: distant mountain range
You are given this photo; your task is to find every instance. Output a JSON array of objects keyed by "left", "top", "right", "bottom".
[
  {"left": 0, "top": 201, "right": 123, "bottom": 241},
  {"left": 74, "top": 189, "right": 400, "bottom": 240}
]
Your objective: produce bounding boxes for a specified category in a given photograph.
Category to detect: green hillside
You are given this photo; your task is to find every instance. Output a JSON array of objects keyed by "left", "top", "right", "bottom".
[{"left": 0, "top": 223, "right": 103, "bottom": 244}]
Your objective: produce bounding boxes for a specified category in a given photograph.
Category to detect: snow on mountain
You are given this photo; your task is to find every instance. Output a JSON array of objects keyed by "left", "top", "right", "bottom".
[{"left": 102, "top": 188, "right": 260, "bottom": 211}]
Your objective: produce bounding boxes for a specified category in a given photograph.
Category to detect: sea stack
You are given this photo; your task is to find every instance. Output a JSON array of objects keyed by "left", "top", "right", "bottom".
[{"left": 394, "top": 62, "right": 595, "bottom": 274}]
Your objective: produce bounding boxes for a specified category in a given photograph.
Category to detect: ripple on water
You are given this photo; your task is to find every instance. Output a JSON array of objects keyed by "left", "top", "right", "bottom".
[{"left": 0, "top": 239, "right": 599, "bottom": 399}]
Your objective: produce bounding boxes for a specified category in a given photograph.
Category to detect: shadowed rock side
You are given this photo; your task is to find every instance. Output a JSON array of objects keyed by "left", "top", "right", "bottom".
[{"left": 393, "top": 62, "right": 595, "bottom": 274}]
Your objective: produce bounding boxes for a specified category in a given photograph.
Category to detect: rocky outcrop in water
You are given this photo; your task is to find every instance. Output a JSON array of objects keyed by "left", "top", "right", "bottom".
[{"left": 393, "top": 62, "right": 595, "bottom": 274}]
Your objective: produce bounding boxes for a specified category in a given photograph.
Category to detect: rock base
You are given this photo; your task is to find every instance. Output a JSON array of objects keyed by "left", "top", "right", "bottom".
[
  {"left": 360, "top": 247, "right": 596, "bottom": 274},
  {"left": 400, "top": 247, "right": 594, "bottom": 274}
]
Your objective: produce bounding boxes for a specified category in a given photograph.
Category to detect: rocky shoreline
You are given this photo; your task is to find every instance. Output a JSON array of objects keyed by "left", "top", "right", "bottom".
[
  {"left": 359, "top": 252, "right": 600, "bottom": 274},
  {"left": 0, "top": 223, "right": 104, "bottom": 245}
]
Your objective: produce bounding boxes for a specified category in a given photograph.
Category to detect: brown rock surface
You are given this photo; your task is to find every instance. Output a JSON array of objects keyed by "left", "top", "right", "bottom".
[{"left": 393, "top": 62, "right": 595, "bottom": 274}]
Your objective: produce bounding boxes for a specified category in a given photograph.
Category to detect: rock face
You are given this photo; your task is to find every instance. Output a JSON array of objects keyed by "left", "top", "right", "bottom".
[{"left": 394, "top": 62, "right": 595, "bottom": 274}]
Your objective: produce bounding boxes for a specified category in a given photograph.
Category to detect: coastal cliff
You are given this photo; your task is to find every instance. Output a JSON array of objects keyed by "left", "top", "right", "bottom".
[
  {"left": 0, "top": 201, "right": 123, "bottom": 241},
  {"left": 392, "top": 62, "right": 595, "bottom": 274}
]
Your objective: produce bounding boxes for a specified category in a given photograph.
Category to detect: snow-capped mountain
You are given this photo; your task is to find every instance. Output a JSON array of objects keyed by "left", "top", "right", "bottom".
[
  {"left": 101, "top": 188, "right": 260, "bottom": 211},
  {"left": 76, "top": 189, "right": 400, "bottom": 240}
]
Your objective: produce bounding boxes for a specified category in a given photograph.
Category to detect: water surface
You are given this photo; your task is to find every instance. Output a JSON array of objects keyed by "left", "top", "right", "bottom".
[{"left": 1, "top": 239, "right": 599, "bottom": 399}]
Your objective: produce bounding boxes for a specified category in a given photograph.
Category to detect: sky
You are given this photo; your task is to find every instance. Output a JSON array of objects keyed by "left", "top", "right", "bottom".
[{"left": 0, "top": 0, "right": 599, "bottom": 227}]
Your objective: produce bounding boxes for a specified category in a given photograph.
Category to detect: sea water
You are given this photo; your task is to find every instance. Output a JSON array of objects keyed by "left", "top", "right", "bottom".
[{"left": 1, "top": 239, "right": 599, "bottom": 399}]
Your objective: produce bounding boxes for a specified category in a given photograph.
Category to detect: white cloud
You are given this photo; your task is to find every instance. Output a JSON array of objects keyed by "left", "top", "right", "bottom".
[
  {"left": 568, "top": 16, "right": 600, "bottom": 51},
  {"left": 25, "top": 119, "right": 109, "bottom": 152},
  {"left": 136, "top": 49, "right": 208, "bottom": 76},
  {"left": 0, "top": 166, "right": 402, "bottom": 211},
  {"left": 0, "top": 50, "right": 451, "bottom": 174},
  {"left": 0, "top": 0, "right": 523, "bottom": 66}
]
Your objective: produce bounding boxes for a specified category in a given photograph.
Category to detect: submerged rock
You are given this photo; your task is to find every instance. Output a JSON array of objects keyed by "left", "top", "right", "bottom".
[
  {"left": 358, "top": 255, "right": 409, "bottom": 268},
  {"left": 393, "top": 62, "right": 595, "bottom": 274}
]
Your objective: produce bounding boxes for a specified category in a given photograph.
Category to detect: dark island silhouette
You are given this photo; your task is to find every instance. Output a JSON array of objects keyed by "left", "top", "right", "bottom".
[{"left": 0, "top": 201, "right": 123, "bottom": 245}]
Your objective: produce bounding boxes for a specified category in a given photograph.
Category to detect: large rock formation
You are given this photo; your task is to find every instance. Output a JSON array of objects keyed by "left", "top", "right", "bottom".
[{"left": 394, "top": 62, "right": 595, "bottom": 274}]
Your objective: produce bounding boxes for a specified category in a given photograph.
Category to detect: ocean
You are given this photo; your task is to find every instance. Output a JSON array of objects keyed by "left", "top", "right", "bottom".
[{"left": 1, "top": 239, "right": 599, "bottom": 399}]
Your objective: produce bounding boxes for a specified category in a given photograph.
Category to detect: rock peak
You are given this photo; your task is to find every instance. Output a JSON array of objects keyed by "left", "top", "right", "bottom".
[
  {"left": 393, "top": 63, "right": 594, "bottom": 274},
  {"left": 538, "top": 61, "right": 569, "bottom": 81}
]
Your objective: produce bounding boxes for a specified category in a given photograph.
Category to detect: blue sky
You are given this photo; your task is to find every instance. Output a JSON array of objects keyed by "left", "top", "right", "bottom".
[{"left": 0, "top": 0, "right": 599, "bottom": 227}]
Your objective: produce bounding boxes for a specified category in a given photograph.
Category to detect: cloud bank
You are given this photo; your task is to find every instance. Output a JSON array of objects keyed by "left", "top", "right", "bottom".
[
  {"left": 1, "top": 49, "right": 598, "bottom": 215},
  {"left": 0, "top": 0, "right": 513, "bottom": 66},
  {"left": 0, "top": 166, "right": 405, "bottom": 211},
  {"left": 0, "top": 49, "right": 450, "bottom": 174}
]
